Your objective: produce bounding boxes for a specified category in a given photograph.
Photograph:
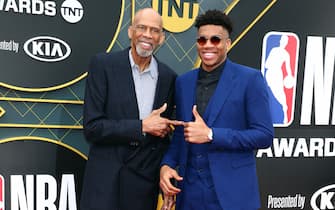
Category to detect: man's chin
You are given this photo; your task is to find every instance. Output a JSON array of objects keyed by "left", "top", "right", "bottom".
[{"left": 136, "top": 48, "right": 153, "bottom": 58}]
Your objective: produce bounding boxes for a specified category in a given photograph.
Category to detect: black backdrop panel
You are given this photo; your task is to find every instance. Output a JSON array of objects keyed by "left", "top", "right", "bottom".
[
  {"left": 0, "top": 0, "right": 122, "bottom": 88},
  {"left": 0, "top": 139, "right": 85, "bottom": 210},
  {"left": 228, "top": 1, "right": 335, "bottom": 209}
]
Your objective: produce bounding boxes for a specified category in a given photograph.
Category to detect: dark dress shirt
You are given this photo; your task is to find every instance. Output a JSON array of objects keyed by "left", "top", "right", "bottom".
[{"left": 196, "top": 61, "right": 226, "bottom": 116}]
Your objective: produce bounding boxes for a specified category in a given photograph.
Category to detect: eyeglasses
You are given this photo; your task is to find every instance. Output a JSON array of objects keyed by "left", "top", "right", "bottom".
[
  {"left": 196, "top": 36, "right": 223, "bottom": 46},
  {"left": 133, "top": 24, "right": 162, "bottom": 36}
]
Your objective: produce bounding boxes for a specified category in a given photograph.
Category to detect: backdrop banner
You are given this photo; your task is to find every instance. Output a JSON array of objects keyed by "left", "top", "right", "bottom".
[
  {"left": 228, "top": 1, "right": 335, "bottom": 209},
  {"left": 0, "top": 1, "right": 334, "bottom": 210}
]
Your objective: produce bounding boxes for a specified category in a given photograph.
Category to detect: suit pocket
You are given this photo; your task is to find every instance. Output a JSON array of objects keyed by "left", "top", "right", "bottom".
[{"left": 127, "top": 143, "right": 165, "bottom": 181}]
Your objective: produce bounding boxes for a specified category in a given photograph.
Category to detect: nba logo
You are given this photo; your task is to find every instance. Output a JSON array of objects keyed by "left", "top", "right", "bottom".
[
  {"left": 261, "top": 31, "right": 299, "bottom": 127},
  {"left": 0, "top": 175, "right": 4, "bottom": 210}
]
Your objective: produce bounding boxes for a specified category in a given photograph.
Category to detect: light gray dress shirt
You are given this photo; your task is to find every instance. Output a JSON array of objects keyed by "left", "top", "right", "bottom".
[{"left": 129, "top": 50, "right": 158, "bottom": 120}]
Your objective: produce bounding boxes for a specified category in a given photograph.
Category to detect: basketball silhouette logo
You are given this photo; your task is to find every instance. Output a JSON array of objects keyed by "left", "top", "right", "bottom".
[{"left": 261, "top": 31, "right": 300, "bottom": 127}]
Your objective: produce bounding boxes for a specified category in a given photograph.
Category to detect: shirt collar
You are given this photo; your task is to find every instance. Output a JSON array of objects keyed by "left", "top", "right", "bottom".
[{"left": 199, "top": 60, "right": 226, "bottom": 79}]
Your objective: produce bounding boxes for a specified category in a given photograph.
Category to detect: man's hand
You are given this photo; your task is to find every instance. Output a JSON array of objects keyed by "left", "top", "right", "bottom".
[
  {"left": 143, "top": 103, "right": 183, "bottom": 138},
  {"left": 160, "top": 194, "right": 175, "bottom": 210},
  {"left": 160, "top": 165, "right": 183, "bottom": 196},
  {"left": 184, "top": 105, "right": 212, "bottom": 143}
]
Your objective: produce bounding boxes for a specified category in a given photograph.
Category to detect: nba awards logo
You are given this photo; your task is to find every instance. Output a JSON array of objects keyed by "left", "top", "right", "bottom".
[
  {"left": 261, "top": 31, "right": 300, "bottom": 127},
  {"left": 152, "top": 0, "right": 199, "bottom": 32}
]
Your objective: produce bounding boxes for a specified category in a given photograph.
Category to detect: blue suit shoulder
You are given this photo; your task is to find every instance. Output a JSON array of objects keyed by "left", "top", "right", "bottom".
[
  {"left": 228, "top": 60, "right": 267, "bottom": 90},
  {"left": 175, "top": 59, "right": 262, "bottom": 81},
  {"left": 229, "top": 60, "right": 261, "bottom": 75}
]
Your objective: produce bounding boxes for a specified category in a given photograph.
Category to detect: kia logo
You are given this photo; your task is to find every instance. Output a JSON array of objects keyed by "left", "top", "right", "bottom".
[
  {"left": 311, "top": 184, "right": 335, "bottom": 210},
  {"left": 24, "top": 36, "right": 71, "bottom": 62}
]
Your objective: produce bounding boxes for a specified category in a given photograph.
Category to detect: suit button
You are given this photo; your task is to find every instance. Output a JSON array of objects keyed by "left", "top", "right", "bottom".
[{"left": 129, "top": 141, "right": 139, "bottom": 147}]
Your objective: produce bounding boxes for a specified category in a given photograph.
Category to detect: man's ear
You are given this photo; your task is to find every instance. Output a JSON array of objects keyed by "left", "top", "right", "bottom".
[
  {"left": 226, "top": 38, "right": 232, "bottom": 51},
  {"left": 159, "top": 31, "right": 165, "bottom": 45},
  {"left": 128, "top": 26, "right": 133, "bottom": 40}
]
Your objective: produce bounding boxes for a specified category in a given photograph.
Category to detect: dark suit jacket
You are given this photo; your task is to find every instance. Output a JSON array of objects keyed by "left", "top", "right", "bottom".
[
  {"left": 80, "top": 48, "right": 177, "bottom": 210},
  {"left": 161, "top": 59, "right": 274, "bottom": 210}
]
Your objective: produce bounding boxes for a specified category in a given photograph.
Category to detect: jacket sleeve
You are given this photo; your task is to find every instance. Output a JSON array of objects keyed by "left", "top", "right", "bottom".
[
  {"left": 83, "top": 54, "right": 143, "bottom": 144},
  {"left": 209, "top": 71, "right": 274, "bottom": 151},
  {"left": 160, "top": 78, "right": 184, "bottom": 168}
]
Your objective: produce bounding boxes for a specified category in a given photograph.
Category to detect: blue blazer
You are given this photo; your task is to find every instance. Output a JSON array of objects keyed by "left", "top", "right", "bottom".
[
  {"left": 161, "top": 59, "right": 274, "bottom": 210},
  {"left": 81, "top": 48, "right": 177, "bottom": 210}
]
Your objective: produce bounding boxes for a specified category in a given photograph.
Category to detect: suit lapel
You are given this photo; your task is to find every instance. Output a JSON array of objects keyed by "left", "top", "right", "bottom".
[
  {"left": 204, "top": 59, "right": 236, "bottom": 126},
  {"left": 117, "top": 49, "right": 139, "bottom": 118},
  {"left": 182, "top": 70, "right": 199, "bottom": 121},
  {"left": 127, "top": 58, "right": 169, "bottom": 160},
  {"left": 115, "top": 50, "right": 142, "bottom": 162},
  {"left": 152, "top": 62, "right": 165, "bottom": 110}
]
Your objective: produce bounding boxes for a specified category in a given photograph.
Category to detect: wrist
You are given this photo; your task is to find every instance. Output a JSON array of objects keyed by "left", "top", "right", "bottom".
[
  {"left": 141, "top": 119, "right": 147, "bottom": 133},
  {"left": 141, "top": 120, "right": 148, "bottom": 138},
  {"left": 207, "top": 128, "right": 213, "bottom": 142}
]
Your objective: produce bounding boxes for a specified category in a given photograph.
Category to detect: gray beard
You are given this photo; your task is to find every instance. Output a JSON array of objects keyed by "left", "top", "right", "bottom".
[{"left": 135, "top": 44, "right": 153, "bottom": 57}]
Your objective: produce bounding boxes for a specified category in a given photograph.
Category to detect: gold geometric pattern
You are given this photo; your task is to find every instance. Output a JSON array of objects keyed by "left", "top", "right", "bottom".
[
  {"left": 0, "top": 0, "right": 238, "bottom": 154},
  {"left": 0, "top": 106, "right": 5, "bottom": 118}
]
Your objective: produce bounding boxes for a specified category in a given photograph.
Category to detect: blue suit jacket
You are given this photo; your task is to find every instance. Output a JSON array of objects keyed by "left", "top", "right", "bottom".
[
  {"left": 161, "top": 59, "right": 274, "bottom": 210},
  {"left": 81, "top": 49, "right": 177, "bottom": 210}
]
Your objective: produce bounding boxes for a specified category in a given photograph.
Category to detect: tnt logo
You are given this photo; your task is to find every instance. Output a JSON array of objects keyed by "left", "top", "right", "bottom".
[
  {"left": 152, "top": 0, "right": 199, "bottom": 32},
  {"left": 61, "top": 0, "right": 84, "bottom": 24},
  {"left": 0, "top": 175, "right": 4, "bottom": 210},
  {"left": 261, "top": 31, "right": 300, "bottom": 127}
]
